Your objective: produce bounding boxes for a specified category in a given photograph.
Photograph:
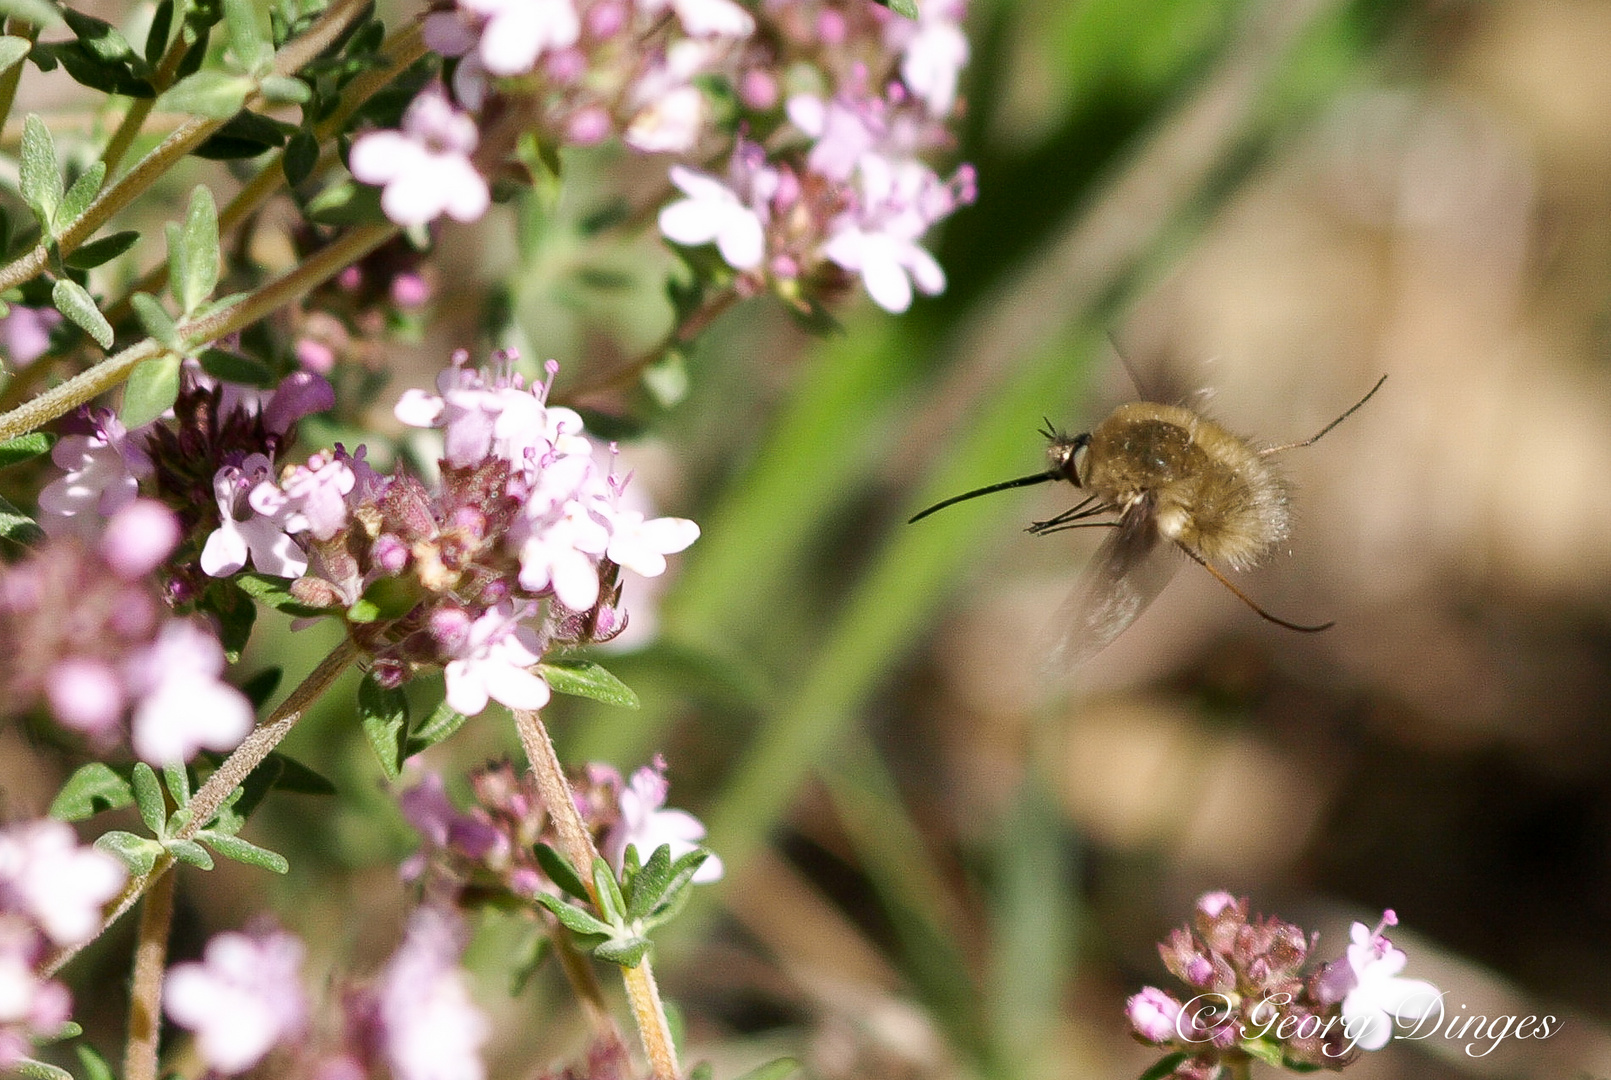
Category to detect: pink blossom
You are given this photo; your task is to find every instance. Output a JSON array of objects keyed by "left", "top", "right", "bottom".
[
  {"left": 1335, "top": 914, "right": 1443, "bottom": 1051},
  {"left": 0, "top": 821, "right": 125, "bottom": 947},
  {"left": 823, "top": 156, "right": 954, "bottom": 312},
  {"left": 659, "top": 162, "right": 773, "bottom": 270},
  {"left": 604, "top": 510, "right": 699, "bottom": 578},
  {"left": 1126, "top": 987, "right": 1184, "bottom": 1044},
  {"left": 43, "top": 658, "right": 125, "bottom": 739},
  {"left": 443, "top": 602, "right": 551, "bottom": 716},
  {"left": 201, "top": 455, "right": 309, "bottom": 578},
  {"left": 375, "top": 909, "right": 489, "bottom": 1080},
  {"left": 164, "top": 929, "right": 308, "bottom": 1075},
  {"left": 604, "top": 759, "right": 722, "bottom": 883},
  {"left": 465, "top": 0, "right": 580, "bottom": 76},
  {"left": 125, "top": 621, "right": 254, "bottom": 764},
  {"left": 37, "top": 412, "right": 152, "bottom": 537},
  {"left": 261, "top": 371, "right": 336, "bottom": 435},
  {"left": 894, "top": 0, "right": 969, "bottom": 116},
  {"left": 0, "top": 306, "right": 61, "bottom": 369},
  {"left": 278, "top": 451, "right": 356, "bottom": 540},
  {"left": 99, "top": 499, "right": 180, "bottom": 580},
  {"left": 350, "top": 89, "right": 490, "bottom": 227}
]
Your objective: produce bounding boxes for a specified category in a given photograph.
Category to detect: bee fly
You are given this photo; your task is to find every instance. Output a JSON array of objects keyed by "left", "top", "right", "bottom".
[{"left": 908, "top": 375, "right": 1387, "bottom": 663}]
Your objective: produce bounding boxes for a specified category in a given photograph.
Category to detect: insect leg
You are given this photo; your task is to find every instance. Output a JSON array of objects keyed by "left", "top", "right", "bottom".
[
  {"left": 1027, "top": 494, "right": 1102, "bottom": 532},
  {"left": 1259, "top": 374, "right": 1387, "bottom": 455},
  {"left": 1175, "top": 543, "right": 1335, "bottom": 632}
]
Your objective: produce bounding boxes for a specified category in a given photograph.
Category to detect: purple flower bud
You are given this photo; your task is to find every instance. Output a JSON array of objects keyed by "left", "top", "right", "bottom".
[
  {"left": 263, "top": 372, "right": 336, "bottom": 434},
  {"left": 566, "top": 107, "right": 612, "bottom": 146},
  {"left": 740, "top": 69, "right": 779, "bottom": 111},
  {"left": 390, "top": 273, "right": 432, "bottom": 309},
  {"left": 44, "top": 657, "right": 125, "bottom": 737},
  {"left": 295, "top": 338, "right": 337, "bottom": 374},
  {"left": 429, "top": 606, "right": 474, "bottom": 654},
  {"left": 373, "top": 534, "right": 410, "bottom": 573},
  {"left": 1126, "top": 987, "right": 1182, "bottom": 1044},
  {"left": 100, "top": 499, "right": 181, "bottom": 579},
  {"left": 1196, "top": 891, "right": 1239, "bottom": 918},
  {"left": 586, "top": 0, "right": 626, "bottom": 37}
]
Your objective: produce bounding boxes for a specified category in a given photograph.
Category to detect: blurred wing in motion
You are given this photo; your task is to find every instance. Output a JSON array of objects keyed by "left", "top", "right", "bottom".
[{"left": 1049, "top": 495, "right": 1179, "bottom": 667}]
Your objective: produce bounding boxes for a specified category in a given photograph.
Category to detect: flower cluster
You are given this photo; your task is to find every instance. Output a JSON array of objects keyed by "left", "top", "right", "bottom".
[
  {"left": 349, "top": 0, "right": 975, "bottom": 313},
  {"left": 0, "top": 820, "right": 125, "bottom": 1067},
  {"left": 399, "top": 755, "right": 722, "bottom": 907},
  {"left": 1126, "top": 893, "right": 1441, "bottom": 1078},
  {"left": 195, "top": 351, "right": 697, "bottom": 716},
  {"left": 163, "top": 909, "right": 488, "bottom": 1080},
  {"left": 0, "top": 499, "right": 254, "bottom": 764}
]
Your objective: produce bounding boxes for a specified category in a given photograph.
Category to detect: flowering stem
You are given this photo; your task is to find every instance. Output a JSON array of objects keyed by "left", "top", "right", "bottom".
[
  {"left": 0, "top": 0, "right": 372, "bottom": 300},
  {"left": 0, "top": 223, "right": 396, "bottom": 442},
  {"left": 123, "top": 868, "right": 176, "bottom": 1080},
  {"left": 100, "top": 12, "right": 196, "bottom": 179},
  {"left": 562, "top": 287, "right": 739, "bottom": 403},
  {"left": 42, "top": 638, "right": 359, "bottom": 978},
  {"left": 512, "top": 708, "right": 682, "bottom": 1080}
]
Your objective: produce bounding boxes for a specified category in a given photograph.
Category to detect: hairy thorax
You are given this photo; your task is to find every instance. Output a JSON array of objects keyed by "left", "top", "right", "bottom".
[{"left": 1082, "top": 403, "right": 1290, "bottom": 569}]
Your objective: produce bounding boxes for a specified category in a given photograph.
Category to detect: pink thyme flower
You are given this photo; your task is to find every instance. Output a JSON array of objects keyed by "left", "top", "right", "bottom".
[
  {"left": 99, "top": 499, "right": 181, "bottom": 580},
  {"left": 892, "top": 0, "right": 969, "bottom": 116},
  {"left": 427, "top": 0, "right": 581, "bottom": 78},
  {"left": 374, "top": 908, "right": 490, "bottom": 1080},
  {"left": 604, "top": 509, "right": 700, "bottom": 578},
  {"left": 0, "top": 820, "right": 125, "bottom": 948},
  {"left": 125, "top": 620, "right": 254, "bottom": 764},
  {"left": 659, "top": 166, "right": 767, "bottom": 270},
  {"left": 442, "top": 602, "right": 551, "bottom": 716},
  {"left": 1126, "top": 986, "right": 1184, "bottom": 1045},
  {"left": 604, "top": 758, "right": 722, "bottom": 883},
  {"left": 350, "top": 88, "right": 490, "bottom": 227},
  {"left": 37, "top": 411, "right": 152, "bottom": 537},
  {"left": 0, "top": 306, "right": 61, "bottom": 369},
  {"left": 823, "top": 155, "right": 954, "bottom": 312},
  {"left": 277, "top": 451, "right": 356, "bottom": 541},
  {"left": 164, "top": 929, "right": 308, "bottom": 1075},
  {"left": 200, "top": 454, "right": 309, "bottom": 578},
  {"left": 1332, "top": 912, "right": 1443, "bottom": 1051}
]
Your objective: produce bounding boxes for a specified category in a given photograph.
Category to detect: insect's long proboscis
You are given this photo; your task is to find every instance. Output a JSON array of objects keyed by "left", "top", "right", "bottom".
[{"left": 907, "top": 470, "right": 1059, "bottom": 523}]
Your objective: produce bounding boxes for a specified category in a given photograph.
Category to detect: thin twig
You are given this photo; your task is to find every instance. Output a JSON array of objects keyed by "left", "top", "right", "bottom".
[
  {"left": 512, "top": 708, "right": 682, "bottom": 1080},
  {"left": 123, "top": 869, "right": 176, "bottom": 1080},
  {"left": 43, "top": 638, "right": 359, "bottom": 978}
]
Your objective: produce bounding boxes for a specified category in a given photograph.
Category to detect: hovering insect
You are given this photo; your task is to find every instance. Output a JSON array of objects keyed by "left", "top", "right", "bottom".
[{"left": 908, "top": 374, "right": 1388, "bottom": 663}]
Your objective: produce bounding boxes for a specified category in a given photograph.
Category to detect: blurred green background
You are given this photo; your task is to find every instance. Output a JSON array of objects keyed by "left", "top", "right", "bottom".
[{"left": 12, "top": 0, "right": 1611, "bottom": 1077}]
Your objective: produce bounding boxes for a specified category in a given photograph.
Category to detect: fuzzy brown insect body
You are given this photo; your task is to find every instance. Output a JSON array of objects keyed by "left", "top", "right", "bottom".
[
  {"left": 909, "top": 375, "right": 1387, "bottom": 663},
  {"left": 1073, "top": 404, "right": 1288, "bottom": 570}
]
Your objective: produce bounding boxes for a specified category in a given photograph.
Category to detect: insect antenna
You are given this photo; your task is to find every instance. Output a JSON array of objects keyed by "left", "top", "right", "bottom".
[
  {"left": 1176, "top": 544, "right": 1335, "bottom": 633},
  {"left": 1260, "top": 374, "right": 1388, "bottom": 456},
  {"left": 907, "top": 470, "right": 1062, "bottom": 524}
]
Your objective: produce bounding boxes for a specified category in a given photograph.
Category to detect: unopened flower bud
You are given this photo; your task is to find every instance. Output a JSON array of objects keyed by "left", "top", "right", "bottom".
[{"left": 1125, "top": 987, "right": 1182, "bottom": 1044}]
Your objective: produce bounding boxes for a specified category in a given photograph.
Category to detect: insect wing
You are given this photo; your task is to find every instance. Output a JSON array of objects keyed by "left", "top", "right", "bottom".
[{"left": 1050, "top": 498, "right": 1179, "bottom": 666}]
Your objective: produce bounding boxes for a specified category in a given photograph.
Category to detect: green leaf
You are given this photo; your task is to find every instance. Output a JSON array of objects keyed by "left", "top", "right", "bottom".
[
  {"left": 203, "top": 577, "right": 257, "bottom": 661},
  {"left": 76, "top": 1045, "right": 115, "bottom": 1080},
  {"left": 875, "top": 0, "right": 919, "bottom": 17},
  {"left": 732, "top": 1058, "right": 800, "bottom": 1080},
  {"left": 538, "top": 660, "right": 639, "bottom": 709},
  {"left": 631, "top": 846, "right": 710, "bottom": 922},
  {"left": 120, "top": 352, "right": 182, "bottom": 428},
  {"left": 18, "top": 115, "right": 61, "bottom": 229},
  {"left": 8, "top": 1056, "right": 73, "bottom": 1080},
  {"left": 0, "top": 431, "right": 53, "bottom": 469},
  {"left": 198, "top": 346, "right": 274, "bottom": 386},
  {"left": 48, "top": 763, "right": 135, "bottom": 821},
  {"left": 533, "top": 891, "right": 614, "bottom": 938},
  {"left": 195, "top": 108, "right": 292, "bottom": 159},
  {"left": 53, "top": 160, "right": 104, "bottom": 234},
  {"left": 1241, "top": 1038, "right": 1284, "bottom": 1068},
  {"left": 591, "top": 857, "right": 627, "bottom": 926},
  {"left": 95, "top": 830, "right": 160, "bottom": 875},
  {"left": 222, "top": 0, "right": 270, "bottom": 71},
  {"left": 0, "top": 0, "right": 63, "bottom": 28},
  {"left": 168, "top": 838, "right": 214, "bottom": 869},
  {"left": 144, "top": 0, "right": 173, "bottom": 67},
  {"left": 1136, "top": 1053, "right": 1189, "bottom": 1080},
  {"left": 593, "top": 935, "right": 651, "bottom": 967},
  {"left": 348, "top": 574, "right": 423, "bottom": 624},
  {"left": 240, "top": 667, "right": 282, "bottom": 709},
  {"left": 130, "top": 762, "right": 167, "bottom": 835},
  {"left": 625, "top": 843, "right": 672, "bottom": 920},
  {"left": 533, "top": 842, "right": 589, "bottom": 900},
  {"left": 129, "top": 291, "right": 180, "bottom": 350},
  {"left": 200, "top": 830, "right": 289, "bottom": 873},
  {"left": 62, "top": 8, "right": 143, "bottom": 67},
  {"left": 304, "top": 179, "right": 386, "bottom": 226},
  {"left": 262, "top": 752, "right": 336, "bottom": 795},
  {"left": 51, "top": 278, "right": 113, "bottom": 348},
  {"left": 689, "top": 1065, "right": 712, "bottom": 1080},
  {"left": 65, "top": 229, "right": 140, "bottom": 270},
  {"left": 235, "top": 572, "right": 327, "bottom": 617},
  {"left": 283, "top": 129, "right": 318, "bottom": 186},
  {"left": 643, "top": 349, "right": 689, "bottom": 409},
  {"left": 260, "top": 74, "right": 309, "bottom": 103},
  {"left": 0, "top": 493, "right": 43, "bottom": 545},
  {"left": 0, "top": 35, "right": 31, "bottom": 73},
  {"left": 158, "top": 70, "right": 252, "bottom": 118},
  {"left": 162, "top": 762, "right": 191, "bottom": 805},
  {"left": 173, "top": 186, "right": 219, "bottom": 316},
  {"left": 46, "top": 41, "right": 154, "bottom": 97},
  {"left": 404, "top": 698, "right": 468, "bottom": 757},
  {"left": 357, "top": 672, "right": 409, "bottom": 780}
]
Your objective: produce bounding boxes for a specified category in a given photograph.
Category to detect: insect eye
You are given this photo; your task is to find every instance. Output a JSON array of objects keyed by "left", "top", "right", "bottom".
[{"left": 1070, "top": 435, "right": 1090, "bottom": 487}]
